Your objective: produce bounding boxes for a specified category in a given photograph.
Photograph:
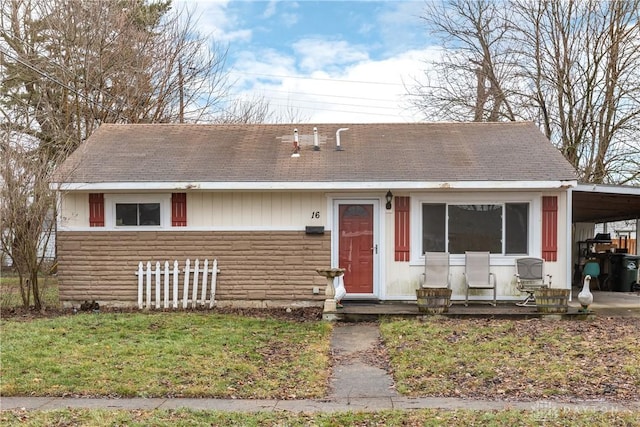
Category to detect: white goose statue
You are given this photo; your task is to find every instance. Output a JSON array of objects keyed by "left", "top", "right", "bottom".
[{"left": 578, "top": 275, "right": 594, "bottom": 312}]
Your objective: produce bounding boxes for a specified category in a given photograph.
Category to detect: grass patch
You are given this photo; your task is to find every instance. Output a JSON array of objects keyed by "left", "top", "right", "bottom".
[
  {"left": 0, "top": 274, "right": 59, "bottom": 310},
  {"left": 1, "top": 408, "right": 638, "bottom": 426},
  {"left": 381, "top": 317, "right": 640, "bottom": 401},
  {"left": 1, "top": 312, "right": 331, "bottom": 399}
]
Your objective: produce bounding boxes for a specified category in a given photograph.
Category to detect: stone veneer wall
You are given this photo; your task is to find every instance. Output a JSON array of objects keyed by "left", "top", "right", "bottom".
[{"left": 56, "top": 231, "right": 331, "bottom": 308}]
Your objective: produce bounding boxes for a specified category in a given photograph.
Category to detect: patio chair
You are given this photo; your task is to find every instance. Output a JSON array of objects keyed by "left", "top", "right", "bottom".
[
  {"left": 514, "top": 257, "right": 551, "bottom": 307},
  {"left": 419, "top": 252, "right": 451, "bottom": 289},
  {"left": 464, "top": 251, "right": 496, "bottom": 306},
  {"left": 582, "top": 260, "right": 601, "bottom": 291}
]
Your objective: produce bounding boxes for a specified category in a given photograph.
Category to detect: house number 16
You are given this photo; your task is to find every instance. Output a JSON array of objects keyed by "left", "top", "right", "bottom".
[{"left": 311, "top": 211, "right": 320, "bottom": 219}]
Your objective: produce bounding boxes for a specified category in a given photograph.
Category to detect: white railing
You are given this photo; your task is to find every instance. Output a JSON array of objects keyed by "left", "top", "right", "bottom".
[{"left": 136, "top": 259, "right": 219, "bottom": 310}]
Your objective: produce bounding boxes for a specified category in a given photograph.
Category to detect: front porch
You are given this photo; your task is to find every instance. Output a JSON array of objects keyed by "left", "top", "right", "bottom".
[{"left": 327, "top": 290, "right": 640, "bottom": 322}]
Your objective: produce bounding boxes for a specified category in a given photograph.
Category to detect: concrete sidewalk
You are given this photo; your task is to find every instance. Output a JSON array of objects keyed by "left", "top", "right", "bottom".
[
  {"left": 2, "top": 395, "right": 638, "bottom": 413},
  {"left": 2, "top": 321, "right": 639, "bottom": 413}
]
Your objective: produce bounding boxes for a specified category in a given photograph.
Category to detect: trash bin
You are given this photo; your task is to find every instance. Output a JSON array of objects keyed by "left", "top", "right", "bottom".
[
  {"left": 620, "top": 255, "right": 640, "bottom": 293},
  {"left": 608, "top": 254, "right": 625, "bottom": 291}
]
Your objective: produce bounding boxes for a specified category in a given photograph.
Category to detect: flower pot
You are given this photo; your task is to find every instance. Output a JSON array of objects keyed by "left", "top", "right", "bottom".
[
  {"left": 534, "top": 288, "right": 569, "bottom": 313},
  {"left": 416, "top": 288, "right": 452, "bottom": 314}
]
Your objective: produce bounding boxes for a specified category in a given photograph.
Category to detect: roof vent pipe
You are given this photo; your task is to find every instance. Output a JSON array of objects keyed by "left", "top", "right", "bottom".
[
  {"left": 335, "top": 127, "right": 349, "bottom": 151},
  {"left": 313, "top": 127, "right": 319, "bottom": 151},
  {"left": 291, "top": 128, "right": 300, "bottom": 158}
]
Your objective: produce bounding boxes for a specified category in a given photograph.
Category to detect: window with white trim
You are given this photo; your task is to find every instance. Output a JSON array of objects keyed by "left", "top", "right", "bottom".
[
  {"left": 421, "top": 202, "right": 529, "bottom": 255},
  {"left": 115, "top": 203, "right": 161, "bottom": 226},
  {"left": 105, "top": 194, "right": 170, "bottom": 229}
]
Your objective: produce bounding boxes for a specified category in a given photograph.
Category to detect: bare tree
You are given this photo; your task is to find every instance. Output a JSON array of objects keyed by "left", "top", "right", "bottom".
[
  {"left": 0, "top": 123, "right": 61, "bottom": 310},
  {"left": 0, "top": 0, "right": 232, "bottom": 310},
  {"left": 1, "top": 0, "right": 230, "bottom": 153},
  {"left": 410, "top": 0, "right": 640, "bottom": 184},
  {"left": 512, "top": 0, "right": 640, "bottom": 184},
  {"left": 214, "top": 94, "right": 311, "bottom": 124},
  {"left": 214, "top": 95, "right": 275, "bottom": 124},
  {"left": 409, "top": 0, "right": 520, "bottom": 122}
]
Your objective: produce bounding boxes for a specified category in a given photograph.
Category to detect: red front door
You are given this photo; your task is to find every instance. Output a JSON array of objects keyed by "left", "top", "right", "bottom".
[{"left": 339, "top": 204, "right": 374, "bottom": 294}]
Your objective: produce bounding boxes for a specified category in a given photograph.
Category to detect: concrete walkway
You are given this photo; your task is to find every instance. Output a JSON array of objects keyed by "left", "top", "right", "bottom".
[
  {"left": 2, "top": 321, "right": 639, "bottom": 413},
  {"left": 328, "top": 323, "right": 397, "bottom": 401}
]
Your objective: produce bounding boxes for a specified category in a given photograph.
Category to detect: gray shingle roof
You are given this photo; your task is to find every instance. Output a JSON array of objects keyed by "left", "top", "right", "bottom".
[{"left": 54, "top": 122, "right": 576, "bottom": 185}]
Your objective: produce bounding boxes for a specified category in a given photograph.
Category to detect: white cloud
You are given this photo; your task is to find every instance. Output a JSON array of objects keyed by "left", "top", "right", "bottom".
[
  {"left": 183, "top": 0, "right": 253, "bottom": 43},
  {"left": 260, "top": 0, "right": 299, "bottom": 24},
  {"left": 182, "top": 0, "right": 441, "bottom": 123},
  {"left": 262, "top": 0, "right": 278, "bottom": 18},
  {"left": 292, "top": 38, "right": 370, "bottom": 71},
  {"left": 230, "top": 46, "right": 443, "bottom": 123},
  {"left": 374, "top": 1, "right": 430, "bottom": 55}
]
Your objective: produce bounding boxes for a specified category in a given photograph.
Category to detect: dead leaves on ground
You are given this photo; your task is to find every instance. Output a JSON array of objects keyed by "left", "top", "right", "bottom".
[{"left": 382, "top": 317, "right": 640, "bottom": 402}]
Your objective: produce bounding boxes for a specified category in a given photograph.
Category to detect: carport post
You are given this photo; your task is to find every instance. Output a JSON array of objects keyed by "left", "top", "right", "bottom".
[
  {"left": 567, "top": 187, "right": 574, "bottom": 301},
  {"left": 636, "top": 218, "right": 639, "bottom": 255}
]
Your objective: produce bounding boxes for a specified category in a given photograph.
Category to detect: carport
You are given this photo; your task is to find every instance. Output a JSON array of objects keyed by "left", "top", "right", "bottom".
[
  {"left": 573, "top": 184, "right": 640, "bottom": 225},
  {"left": 571, "top": 184, "right": 640, "bottom": 292}
]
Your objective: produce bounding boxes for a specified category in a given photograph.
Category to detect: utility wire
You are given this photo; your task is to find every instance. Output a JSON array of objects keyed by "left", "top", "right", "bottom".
[
  {"left": 234, "top": 95, "right": 403, "bottom": 111},
  {"left": 252, "top": 100, "right": 415, "bottom": 119},
  {"left": 1, "top": 46, "right": 412, "bottom": 122},
  {"left": 251, "top": 87, "right": 405, "bottom": 103},
  {"left": 230, "top": 70, "right": 404, "bottom": 86}
]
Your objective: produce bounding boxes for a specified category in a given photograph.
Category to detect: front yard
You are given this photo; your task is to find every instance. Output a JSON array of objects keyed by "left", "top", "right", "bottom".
[
  {"left": 1, "top": 304, "right": 638, "bottom": 426},
  {"left": 2, "top": 310, "right": 638, "bottom": 401},
  {"left": 381, "top": 317, "right": 640, "bottom": 401},
  {"left": 1, "top": 312, "right": 331, "bottom": 399}
]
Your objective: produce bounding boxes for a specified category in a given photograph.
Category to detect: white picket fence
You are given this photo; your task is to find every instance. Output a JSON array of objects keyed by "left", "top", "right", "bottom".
[{"left": 136, "top": 259, "right": 219, "bottom": 310}]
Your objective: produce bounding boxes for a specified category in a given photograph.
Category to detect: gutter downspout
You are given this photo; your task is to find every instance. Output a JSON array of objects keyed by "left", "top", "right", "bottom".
[{"left": 567, "top": 187, "right": 573, "bottom": 300}]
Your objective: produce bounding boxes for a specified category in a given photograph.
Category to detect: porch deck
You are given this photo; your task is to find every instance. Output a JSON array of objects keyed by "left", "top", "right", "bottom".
[{"left": 328, "top": 290, "right": 640, "bottom": 322}]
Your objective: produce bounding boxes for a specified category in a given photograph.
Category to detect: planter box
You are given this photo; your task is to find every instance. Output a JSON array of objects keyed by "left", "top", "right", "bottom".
[
  {"left": 534, "top": 288, "right": 569, "bottom": 313},
  {"left": 416, "top": 288, "right": 452, "bottom": 314}
]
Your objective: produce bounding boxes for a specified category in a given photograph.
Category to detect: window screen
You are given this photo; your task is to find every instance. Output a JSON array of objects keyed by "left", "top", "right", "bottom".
[
  {"left": 448, "top": 204, "right": 501, "bottom": 254},
  {"left": 505, "top": 203, "right": 528, "bottom": 254},
  {"left": 422, "top": 203, "right": 446, "bottom": 253}
]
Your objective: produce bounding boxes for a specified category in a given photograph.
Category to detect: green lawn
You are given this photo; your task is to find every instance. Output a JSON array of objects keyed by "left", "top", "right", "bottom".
[
  {"left": 1, "top": 312, "right": 332, "bottom": 399},
  {"left": 1, "top": 407, "right": 638, "bottom": 427},
  {"left": 2, "top": 280, "right": 638, "bottom": 423},
  {"left": 0, "top": 274, "right": 59, "bottom": 310}
]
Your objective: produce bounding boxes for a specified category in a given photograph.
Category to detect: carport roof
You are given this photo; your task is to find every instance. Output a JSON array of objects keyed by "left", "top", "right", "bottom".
[{"left": 573, "top": 184, "right": 640, "bottom": 223}]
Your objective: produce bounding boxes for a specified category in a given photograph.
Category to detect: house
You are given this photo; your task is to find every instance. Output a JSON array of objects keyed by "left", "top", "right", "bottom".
[{"left": 51, "top": 122, "right": 578, "bottom": 308}]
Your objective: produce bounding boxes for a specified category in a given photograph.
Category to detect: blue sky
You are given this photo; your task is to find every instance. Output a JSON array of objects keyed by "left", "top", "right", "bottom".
[{"left": 182, "top": 0, "right": 440, "bottom": 122}]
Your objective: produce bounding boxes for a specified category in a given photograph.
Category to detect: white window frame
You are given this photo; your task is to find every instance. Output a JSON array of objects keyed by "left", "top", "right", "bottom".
[
  {"left": 410, "top": 192, "right": 541, "bottom": 266},
  {"left": 104, "top": 194, "right": 171, "bottom": 230}
]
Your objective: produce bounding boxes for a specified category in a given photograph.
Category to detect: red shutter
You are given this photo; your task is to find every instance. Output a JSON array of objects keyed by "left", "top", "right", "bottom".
[
  {"left": 89, "top": 193, "right": 104, "bottom": 227},
  {"left": 542, "top": 196, "right": 558, "bottom": 262},
  {"left": 172, "top": 193, "right": 187, "bottom": 226},
  {"left": 394, "top": 196, "right": 410, "bottom": 262}
]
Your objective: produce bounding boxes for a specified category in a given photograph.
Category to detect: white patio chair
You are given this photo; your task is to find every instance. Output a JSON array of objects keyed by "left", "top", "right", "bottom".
[
  {"left": 514, "top": 257, "right": 551, "bottom": 307},
  {"left": 420, "top": 252, "right": 451, "bottom": 289},
  {"left": 464, "top": 251, "right": 496, "bottom": 306}
]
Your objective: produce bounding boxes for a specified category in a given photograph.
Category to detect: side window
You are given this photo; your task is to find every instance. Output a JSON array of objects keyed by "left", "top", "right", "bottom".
[
  {"left": 115, "top": 203, "right": 161, "bottom": 226},
  {"left": 505, "top": 203, "right": 528, "bottom": 255},
  {"left": 422, "top": 203, "right": 446, "bottom": 253}
]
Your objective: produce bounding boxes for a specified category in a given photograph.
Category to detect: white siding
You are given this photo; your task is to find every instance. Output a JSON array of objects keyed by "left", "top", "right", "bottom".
[
  {"left": 59, "top": 192, "right": 88, "bottom": 228},
  {"left": 60, "top": 191, "right": 327, "bottom": 230},
  {"left": 188, "top": 192, "right": 326, "bottom": 229}
]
